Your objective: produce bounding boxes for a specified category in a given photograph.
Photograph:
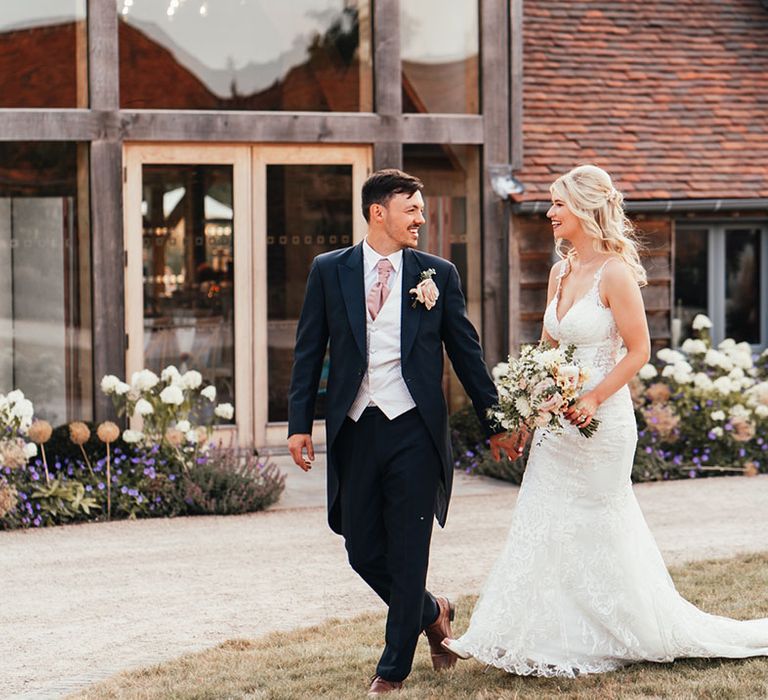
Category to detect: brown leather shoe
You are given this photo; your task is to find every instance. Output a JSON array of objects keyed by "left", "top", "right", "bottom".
[
  {"left": 423, "top": 596, "right": 457, "bottom": 670},
  {"left": 367, "top": 675, "right": 404, "bottom": 696}
]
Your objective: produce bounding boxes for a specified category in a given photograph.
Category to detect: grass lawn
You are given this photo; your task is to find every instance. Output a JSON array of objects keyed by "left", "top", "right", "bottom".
[{"left": 70, "top": 553, "right": 768, "bottom": 700}]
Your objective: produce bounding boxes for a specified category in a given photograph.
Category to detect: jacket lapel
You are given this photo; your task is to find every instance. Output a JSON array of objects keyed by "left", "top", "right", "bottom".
[
  {"left": 401, "top": 248, "right": 422, "bottom": 361},
  {"left": 338, "top": 242, "right": 367, "bottom": 359}
]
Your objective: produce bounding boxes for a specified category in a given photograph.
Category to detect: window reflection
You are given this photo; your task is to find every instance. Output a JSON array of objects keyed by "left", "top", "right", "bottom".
[
  {"left": 725, "top": 229, "right": 760, "bottom": 344},
  {"left": 401, "top": 0, "right": 479, "bottom": 114},
  {"left": 403, "top": 144, "right": 481, "bottom": 411},
  {"left": 0, "top": 1, "right": 88, "bottom": 107},
  {"left": 267, "top": 164, "right": 353, "bottom": 421},
  {"left": 142, "top": 165, "right": 235, "bottom": 422},
  {"left": 119, "top": 0, "right": 372, "bottom": 111},
  {"left": 674, "top": 229, "right": 709, "bottom": 342},
  {"left": 0, "top": 143, "right": 92, "bottom": 424}
]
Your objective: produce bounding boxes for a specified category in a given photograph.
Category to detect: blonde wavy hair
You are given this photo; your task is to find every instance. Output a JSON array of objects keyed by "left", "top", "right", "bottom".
[{"left": 550, "top": 164, "right": 647, "bottom": 286}]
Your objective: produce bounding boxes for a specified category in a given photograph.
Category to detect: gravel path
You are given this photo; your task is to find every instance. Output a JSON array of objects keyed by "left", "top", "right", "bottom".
[{"left": 2, "top": 459, "right": 768, "bottom": 699}]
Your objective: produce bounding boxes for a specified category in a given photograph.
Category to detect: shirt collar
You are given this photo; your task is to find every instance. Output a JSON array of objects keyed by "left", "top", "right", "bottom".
[{"left": 363, "top": 238, "right": 403, "bottom": 274}]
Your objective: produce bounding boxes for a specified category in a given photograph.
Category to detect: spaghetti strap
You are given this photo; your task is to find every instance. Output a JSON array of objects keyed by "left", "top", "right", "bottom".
[{"left": 593, "top": 258, "right": 614, "bottom": 284}]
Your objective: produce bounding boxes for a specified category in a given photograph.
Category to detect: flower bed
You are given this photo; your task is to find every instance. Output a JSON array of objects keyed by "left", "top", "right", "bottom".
[
  {"left": 452, "top": 316, "right": 768, "bottom": 484},
  {"left": 0, "top": 367, "right": 285, "bottom": 529}
]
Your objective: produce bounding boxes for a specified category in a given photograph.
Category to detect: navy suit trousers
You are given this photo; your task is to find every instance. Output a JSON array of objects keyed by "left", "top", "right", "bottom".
[{"left": 335, "top": 406, "right": 442, "bottom": 682}]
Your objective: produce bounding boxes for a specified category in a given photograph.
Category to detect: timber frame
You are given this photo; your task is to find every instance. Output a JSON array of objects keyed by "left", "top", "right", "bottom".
[{"left": 0, "top": 0, "right": 522, "bottom": 420}]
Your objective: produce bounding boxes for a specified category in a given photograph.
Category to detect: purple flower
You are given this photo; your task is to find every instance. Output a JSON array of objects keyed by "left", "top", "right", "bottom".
[{"left": 688, "top": 469, "right": 697, "bottom": 478}]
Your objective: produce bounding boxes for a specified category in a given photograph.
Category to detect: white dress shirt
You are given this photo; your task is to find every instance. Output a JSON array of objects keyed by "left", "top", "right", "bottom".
[{"left": 347, "top": 239, "right": 417, "bottom": 421}]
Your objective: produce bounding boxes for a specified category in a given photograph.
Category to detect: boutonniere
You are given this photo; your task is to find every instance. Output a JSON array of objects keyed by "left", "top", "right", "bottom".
[{"left": 410, "top": 268, "right": 439, "bottom": 310}]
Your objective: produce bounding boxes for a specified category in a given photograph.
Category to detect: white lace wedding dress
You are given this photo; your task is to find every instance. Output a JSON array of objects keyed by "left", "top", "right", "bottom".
[{"left": 449, "top": 261, "right": 768, "bottom": 677}]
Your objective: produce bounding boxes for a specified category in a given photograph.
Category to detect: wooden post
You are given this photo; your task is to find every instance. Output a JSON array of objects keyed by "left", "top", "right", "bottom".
[
  {"left": 89, "top": 0, "right": 124, "bottom": 421},
  {"left": 481, "top": 0, "right": 511, "bottom": 367},
  {"left": 373, "top": 0, "right": 402, "bottom": 170}
]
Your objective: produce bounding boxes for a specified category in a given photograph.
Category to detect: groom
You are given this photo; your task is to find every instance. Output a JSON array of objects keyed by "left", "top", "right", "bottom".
[{"left": 288, "top": 169, "right": 514, "bottom": 696}]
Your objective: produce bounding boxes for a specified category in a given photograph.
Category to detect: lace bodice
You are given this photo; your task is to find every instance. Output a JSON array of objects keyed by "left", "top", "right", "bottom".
[{"left": 543, "top": 259, "right": 624, "bottom": 387}]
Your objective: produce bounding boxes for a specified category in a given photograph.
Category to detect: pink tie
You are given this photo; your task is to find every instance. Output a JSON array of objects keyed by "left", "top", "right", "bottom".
[{"left": 367, "top": 259, "right": 394, "bottom": 320}]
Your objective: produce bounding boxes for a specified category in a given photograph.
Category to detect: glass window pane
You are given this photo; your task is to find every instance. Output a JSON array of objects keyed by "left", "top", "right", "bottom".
[
  {"left": 142, "top": 165, "right": 235, "bottom": 422},
  {"left": 267, "top": 164, "right": 353, "bottom": 421},
  {"left": 674, "top": 229, "right": 709, "bottom": 342},
  {"left": 403, "top": 144, "right": 481, "bottom": 412},
  {"left": 0, "top": 1, "right": 88, "bottom": 107},
  {"left": 725, "top": 228, "right": 761, "bottom": 344},
  {"left": 401, "top": 0, "right": 479, "bottom": 114},
  {"left": 0, "top": 143, "right": 92, "bottom": 425},
  {"left": 119, "top": 0, "right": 372, "bottom": 112}
]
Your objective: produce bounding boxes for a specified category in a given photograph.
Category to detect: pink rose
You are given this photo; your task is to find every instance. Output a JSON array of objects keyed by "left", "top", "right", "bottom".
[
  {"left": 534, "top": 411, "right": 553, "bottom": 428},
  {"left": 538, "top": 392, "right": 564, "bottom": 413},
  {"left": 410, "top": 278, "right": 439, "bottom": 310}
]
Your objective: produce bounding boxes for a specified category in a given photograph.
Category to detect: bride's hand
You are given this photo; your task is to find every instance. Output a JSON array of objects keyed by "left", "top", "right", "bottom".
[{"left": 564, "top": 392, "right": 599, "bottom": 428}]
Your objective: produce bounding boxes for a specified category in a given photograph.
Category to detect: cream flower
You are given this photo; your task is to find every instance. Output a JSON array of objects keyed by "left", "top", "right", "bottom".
[
  {"left": 692, "top": 314, "right": 713, "bottom": 330},
  {"left": 176, "top": 420, "right": 191, "bottom": 433},
  {"left": 681, "top": 338, "right": 707, "bottom": 355},
  {"left": 214, "top": 403, "right": 235, "bottom": 420},
  {"left": 134, "top": 398, "right": 154, "bottom": 416},
  {"left": 131, "top": 369, "right": 160, "bottom": 391},
  {"left": 515, "top": 396, "right": 532, "bottom": 419},
  {"left": 710, "top": 410, "right": 725, "bottom": 422},
  {"left": 201, "top": 385, "right": 217, "bottom": 402},
  {"left": 638, "top": 364, "right": 658, "bottom": 380},
  {"left": 182, "top": 370, "right": 203, "bottom": 390},
  {"left": 100, "top": 375, "right": 121, "bottom": 394},
  {"left": 122, "top": 430, "right": 144, "bottom": 444},
  {"left": 409, "top": 278, "right": 439, "bottom": 310},
  {"left": 160, "top": 385, "right": 184, "bottom": 405}
]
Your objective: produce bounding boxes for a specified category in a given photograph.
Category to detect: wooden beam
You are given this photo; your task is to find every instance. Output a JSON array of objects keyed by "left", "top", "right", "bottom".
[
  {"left": 0, "top": 110, "right": 115, "bottom": 140},
  {"left": 90, "top": 140, "right": 125, "bottom": 421},
  {"left": 374, "top": 141, "right": 402, "bottom": 170},
  {"left": 401, "top": 114, "right": 484, "bottom": 144},
  {"left": 480, "top": 0, "right": 512, "bottom": 365},
  {"left": 373, "top": 0, "right": 402, "bottom": 117},
  {"left": 510, "top": 0, "right": 524, "bottom": 170},
  {"left": 120, "top": 111, "right": 392, "bottom": 143},
  {"left": 89, "top": 0, "right": 120, "bottom": 110}
]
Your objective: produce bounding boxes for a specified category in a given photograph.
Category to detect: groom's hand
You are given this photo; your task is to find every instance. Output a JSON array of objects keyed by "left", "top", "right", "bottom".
[
  {"left": 288, "top": 433, "right": 315, "bottom": 471},
  {"left": 489, "top": 432, "right": 526, "bottom": 462}
]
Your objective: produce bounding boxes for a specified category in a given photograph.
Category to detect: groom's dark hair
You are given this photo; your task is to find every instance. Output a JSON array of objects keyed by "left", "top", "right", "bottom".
[{"left": 362, "top": 169, "right": 424, "bottom": 222}]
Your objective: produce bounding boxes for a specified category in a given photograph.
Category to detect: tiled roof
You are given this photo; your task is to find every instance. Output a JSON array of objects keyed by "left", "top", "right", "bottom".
[{"left": 518, "top": 0, "right": 768, "bottom": 201}]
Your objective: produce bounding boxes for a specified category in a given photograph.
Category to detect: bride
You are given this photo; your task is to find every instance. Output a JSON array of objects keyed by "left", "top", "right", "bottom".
[{"left": 442, "top": 164, "right": 768, "bottom": 676}]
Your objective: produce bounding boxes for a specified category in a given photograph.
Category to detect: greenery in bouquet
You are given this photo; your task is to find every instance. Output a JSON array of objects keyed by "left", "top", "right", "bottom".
[{"left": 631, "top": 314, "right": 768, "bottom": 482}]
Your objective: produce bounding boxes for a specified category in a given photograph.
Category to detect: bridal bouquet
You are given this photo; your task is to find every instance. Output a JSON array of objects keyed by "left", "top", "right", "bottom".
[{"left": 490, "top": 342, "right": 600, "bottom": 438}]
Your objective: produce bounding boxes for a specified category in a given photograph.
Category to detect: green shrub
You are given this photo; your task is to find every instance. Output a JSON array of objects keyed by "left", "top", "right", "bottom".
[{"left": 182, "top": 445, "right": 285, "bottom": 516}]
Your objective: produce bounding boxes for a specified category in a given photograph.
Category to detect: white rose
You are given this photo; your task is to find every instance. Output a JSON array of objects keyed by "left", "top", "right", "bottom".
[
  {"left": 131, "top": 369, "right": 160, "bottom": 391},
  {"left": 731, "top": 350, "right": 754, "bottom": 371},
  {"left": 100, "top": 375, "right": 120, "bottom": 394},
  {"left": 6, "top": 389, "right": 25, "bottom": 404},
  {"left": 182, "top": 370, "right": 202, "bottom": 390},
  {"left": 718, "top": 338, "right": 736, "bottom": 350},
  {"left": 201, "top": 385, "right": 216, "bottom": 402},
  {"left": 673, "top": 370, "right": 693, "bottom": 385},
  {"left": 176, "top": 420, "right": 191, "bottom": 433},
  {"left": 24, "top": 442, "right": 38, "bottom": 458},
  {"left": 673, "top": 360, "right": 693, "bottom": 374},
  {"left": 161, "top": 365, "right": 181, "bottom": 383},
  {"left": 711, "top": 426, "right": 724, "bottom": 437},
  {"left": 729, "top": 404, "right": 749, "bottom": 419},
  {"left": 657, "top": 348, "right": 685, "bottom": 364},
  {"left": 115, "top": 382, "right": 131, "bottom": 396},
  {"left": 692, "top": 314, "right": 713, "bottom": 330},
  {"left": 638, "top": 364, "right": 658, "bottom": 380},
  {"left": 134, "top": 398, "right": 154, "bottom": 416},
  {"left": 681, "top": 338, "right": 707, "bottom": 355},
  {"left": 729, "top": 367, "right": 745, "bottom": 381},
  {"left": 491, "top": 362, "right": 509, "bottom": 382},
  {"left": 122, "top": 429, "right": 144, "bottom": 444},
  {"left": 713, "top": 376, "right": 734, "bottom": 395},
  {"left": 693, "top": 373, "right": 714, "bottom": 391},
  {"left": 12, "top": 399, "right": 34, "bottom": 420},
  {"left": 160, "top": 385, "right": 184, "bottom": 406},
  {"left": 704, "top": 349, "right": 733, "bottom": 371},
  {"left": 662, "top": 365, "right": 675, "bottom": 378},
  {"left": 756, "top": 405, "right": 768, "bottom": 418},
  {"left": 710, "top": 410, "right": 725, "bottom": 421},
  {"left": 214, "top": 403, "right": 235, "bottom": 420},
  {"left": 185, "top": 430, "right": 198, "bottom": 444}
]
